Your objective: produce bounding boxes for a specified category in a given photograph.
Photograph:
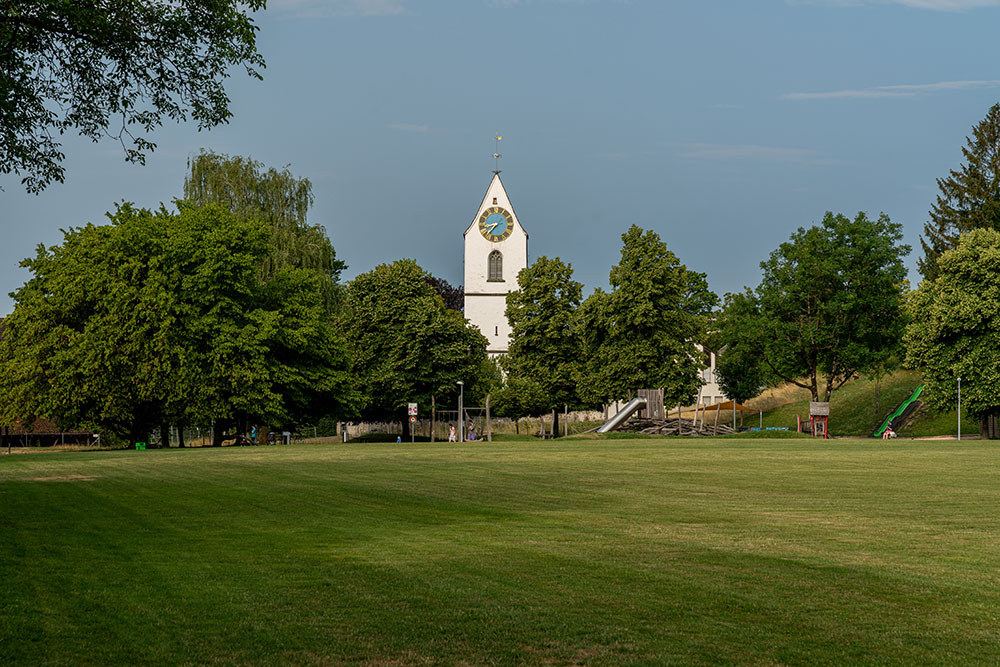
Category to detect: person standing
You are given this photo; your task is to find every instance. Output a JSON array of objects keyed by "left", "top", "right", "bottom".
[{"left": 448, "top": 425, "right": 457, "bottom": 442}]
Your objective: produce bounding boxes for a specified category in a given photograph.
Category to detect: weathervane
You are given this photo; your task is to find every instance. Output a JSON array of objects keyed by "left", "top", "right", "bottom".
[{"left": 493, "top": 133, "right": 502, "bottom": 173}]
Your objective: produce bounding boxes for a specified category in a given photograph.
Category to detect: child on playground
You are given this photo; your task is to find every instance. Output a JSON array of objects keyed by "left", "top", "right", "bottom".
[
  {"left": 448, "top": 425, "right": 457, "bottom": 442},
  {"left": 882, "top": 419, "right": 895, "bottom": 439}
]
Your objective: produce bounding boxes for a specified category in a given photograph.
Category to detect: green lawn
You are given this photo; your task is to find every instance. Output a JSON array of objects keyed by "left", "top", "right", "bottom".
[{"left": 3, "top": 439, "right": 999, "bottom": 664}]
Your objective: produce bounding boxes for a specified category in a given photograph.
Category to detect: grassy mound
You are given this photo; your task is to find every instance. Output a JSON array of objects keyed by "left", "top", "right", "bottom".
[{"left": 748, "top": 370, "right": 977, "bottom": 437}]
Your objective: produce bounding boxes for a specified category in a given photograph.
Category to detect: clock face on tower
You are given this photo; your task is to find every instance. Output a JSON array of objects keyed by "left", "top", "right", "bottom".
[{"left": 478, "top": 206, "right": 514, "bottom": 242}]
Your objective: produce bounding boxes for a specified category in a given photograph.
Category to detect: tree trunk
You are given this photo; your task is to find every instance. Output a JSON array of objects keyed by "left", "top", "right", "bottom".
[
  {"left": 402, "top": 414, "right": 410, "bottom": 440},
  {"left": 552, "top": 409, "right": 559, "bottom": 438},
  {"left": 979, "top": 409, "right": 1000, "bottom": 439},
  {"left": 159, "top": 423, "right": 169, "bottom": 449},
  {"left": 212, "top": 421, "right": 225, "bottom": 447},
  {"left": 177, "top": 424, "right": 185, "bottom": 448},
  {"left": 259, "top": 424, "right": 270, "bottom": 447}
]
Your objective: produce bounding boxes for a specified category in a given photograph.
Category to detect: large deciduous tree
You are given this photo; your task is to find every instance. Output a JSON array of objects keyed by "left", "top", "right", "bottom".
[
  {"left": 577, "top": 225, "right": 717, "bottom": 407},
  {"left": 1, "top": 2, "right": 266, "bottom": 193},
  {"left": 720, "top": 211, "right": 909, "bottom": 404},
  {"left": 503, "top": 256, "right": 583, "bottom": 436},
  {"left": 905, "top": 228, "right": 1000, "bottom": 438},
  {"left": 342, "top": 260, "right": 488, "bottom": 436},
  {"left": 919, "top": 103, "right": 1000, "bottom": 280},
  {"left": 182, "top": 151, "right": 350, "bottom": 445},
  {"left": 0, "top": 202, "right": 355, "bottom": 444}
]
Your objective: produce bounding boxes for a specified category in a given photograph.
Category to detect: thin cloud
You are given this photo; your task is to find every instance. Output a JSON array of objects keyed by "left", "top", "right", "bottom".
[
  {"left": 680, "top": 143, "right": 828, "bottom": 163},
  {"left": 783, "top": 79, "right": 1000, "bottom": 100},
  {"left": 789, "top": 0, "right": 1000, "bottom": 9},
  {"left": 388, "top": 123, "right": 430, "bottom": 133},
  {"left": 268, "top": 0, "right": 406, "bottom": 18}
]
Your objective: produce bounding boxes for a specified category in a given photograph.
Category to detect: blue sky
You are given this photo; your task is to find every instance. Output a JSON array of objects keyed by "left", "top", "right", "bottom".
[{"left": 3, "top": 0, "right": 1000, "bottom": 314}]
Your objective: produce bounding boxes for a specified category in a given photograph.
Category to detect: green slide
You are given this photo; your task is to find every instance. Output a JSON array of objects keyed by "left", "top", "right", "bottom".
[{"left": 872, "top": 385, "right": 924, "bottom": 438}]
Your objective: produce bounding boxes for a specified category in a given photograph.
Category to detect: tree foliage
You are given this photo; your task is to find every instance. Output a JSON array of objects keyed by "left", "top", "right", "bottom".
[
  {"left": 0, "top": 202, "right": 355, "bottom": 443},
  {"left": 720, "top": 212, "right": 909, "bottom": 403},
  {"left": 2, "top": 1, "right": 265, "bottom": 193},
  {"left": 503, "top": 256, "right": 583, "bottom": 422},
  {"left": 492, "top": 375, "right": 549, "bottom": 422},
  {"left": 342, "top": 260, "right": 489, "bottom": 429},
  {"left": 425, "top": 275, "right": 464, "bottom": 312},
  {"left": 920, "top": 103, "right": 1000, "bottom": 280},
  {"left": 713, "top": 344, "right": 770, "bottom": 406},
  {"left": 905, "top": 228, "right": 1000, "bottom": 438},
  {"left": 577, "top": 225, "right": 716, "bottom": 406},
  {"left": 183, "top": 150, "right": 345, "bottom": 306}
]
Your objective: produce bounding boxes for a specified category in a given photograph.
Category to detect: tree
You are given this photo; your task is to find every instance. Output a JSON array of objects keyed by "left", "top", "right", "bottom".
[
  {"left": 425, "top": 275, "right": 464, "bottom": 312},
  {"left": 713, "top": 346, "right": 770, "bottom": 408},
  {"left": 0, "top": 202, "right": 355, "bottom": 444},
  {"left": 711, "top": 291, "right": 774, "bottom": 411},
  {"left": 905, "top": 228, "right": 1000, "bottom": 438},
  {"left": 721, "top": 211, "right": 910, "bottom": 403},
  {"left": 2, "top": 1, "right": 265, "bottom": 193},
  {"left": 342, "top": 260, "right": 489, "bottom": 436},
  {"left": 183, "top": 150, "right": 345, "bottom": 300},
  {"left": 577, "top": 225, "right": 717, "bottom": 407},
  {"left": 919, "top": 103, "right": 1000, "bottom": 280},
  {"left": 492, "top": 375, "right": 548, "bottom": 434},
  {"left": 182, "top": 151, "right": 350, "bottom": 445},
  {"left": 503, "top": 256, "right": 583, "bottom": 436}
]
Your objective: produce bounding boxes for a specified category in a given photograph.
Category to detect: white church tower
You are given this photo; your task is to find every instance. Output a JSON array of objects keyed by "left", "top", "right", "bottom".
[{"left": 464, "top": 159, "right": 528, "bottom": 355}]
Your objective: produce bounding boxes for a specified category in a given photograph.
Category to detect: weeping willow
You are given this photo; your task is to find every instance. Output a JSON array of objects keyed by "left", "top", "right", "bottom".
[{"left": 183, "top": 150, "right": 345, "bottom": 310}]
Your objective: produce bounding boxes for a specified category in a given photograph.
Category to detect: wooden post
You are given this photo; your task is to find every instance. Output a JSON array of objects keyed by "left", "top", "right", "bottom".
[
  {"left": 715, "top": 402, "right": 721, "bottom": 432},
  {"left": 485, "top": 393, "right": 492, "bottom": 442},
  {"left": 431, "top": 394, "right": 436, "bottom": 443},
  {"left": 551, "top": 409, "right": 557, "bottom": 438},
  {"left": 564, "top": 405, "right": 569, "bottom": 438}
]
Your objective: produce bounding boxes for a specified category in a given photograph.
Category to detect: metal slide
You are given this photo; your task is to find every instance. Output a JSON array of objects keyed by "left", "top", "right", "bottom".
[
  {"left": 872, "top": 385, "right": 924, "bottom": 438},
  {"left": 596, "top": 397, "right": 648, "bottom": 433}
]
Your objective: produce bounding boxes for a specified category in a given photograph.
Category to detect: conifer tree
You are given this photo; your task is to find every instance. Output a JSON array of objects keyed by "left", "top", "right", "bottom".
[{"left": 919, "top": 103, "right": 1000, "bottom": 280}]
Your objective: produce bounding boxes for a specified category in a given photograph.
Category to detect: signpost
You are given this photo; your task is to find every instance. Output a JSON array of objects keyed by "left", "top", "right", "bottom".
[{"left": 408, "top": 403, "right": 418, "bottom": 443}]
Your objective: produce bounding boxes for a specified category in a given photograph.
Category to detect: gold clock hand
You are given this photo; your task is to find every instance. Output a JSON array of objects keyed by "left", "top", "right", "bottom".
[{"left": 486, "top": 222, "right": 498, "bottom": 233}]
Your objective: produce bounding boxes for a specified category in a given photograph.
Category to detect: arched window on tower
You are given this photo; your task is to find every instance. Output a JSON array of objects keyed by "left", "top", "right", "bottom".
[{"left": 488, "top": 250, "right": 503, "bottom": 282}]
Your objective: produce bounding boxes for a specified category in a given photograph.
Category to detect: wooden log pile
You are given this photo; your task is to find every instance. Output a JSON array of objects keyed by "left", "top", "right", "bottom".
[{"left": 616, "top": 416, "right": 737, "bottom": 436}]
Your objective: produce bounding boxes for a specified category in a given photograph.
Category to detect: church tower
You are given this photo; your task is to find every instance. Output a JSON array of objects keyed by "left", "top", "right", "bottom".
[{"left": 464, "top": 169, "right": 528, "bottom": 355}]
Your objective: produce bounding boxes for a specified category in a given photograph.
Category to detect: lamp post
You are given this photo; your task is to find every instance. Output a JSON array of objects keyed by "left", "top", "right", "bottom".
[
  {"left": 457, "top": 381, "right": 464, "bottom": 443},
  {"left": 957, "top": 376, "right": 962, "bottom": 441}
]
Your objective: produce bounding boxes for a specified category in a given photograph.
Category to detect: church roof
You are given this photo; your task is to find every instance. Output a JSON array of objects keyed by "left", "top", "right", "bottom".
[{"left": 463, "top": 171, "right": 529, "bottom": 238}]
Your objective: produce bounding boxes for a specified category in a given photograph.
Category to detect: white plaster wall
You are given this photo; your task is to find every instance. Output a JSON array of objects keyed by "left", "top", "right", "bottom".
[{"left": 465, "top": 294, "right": 513, "bottom": 353}]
